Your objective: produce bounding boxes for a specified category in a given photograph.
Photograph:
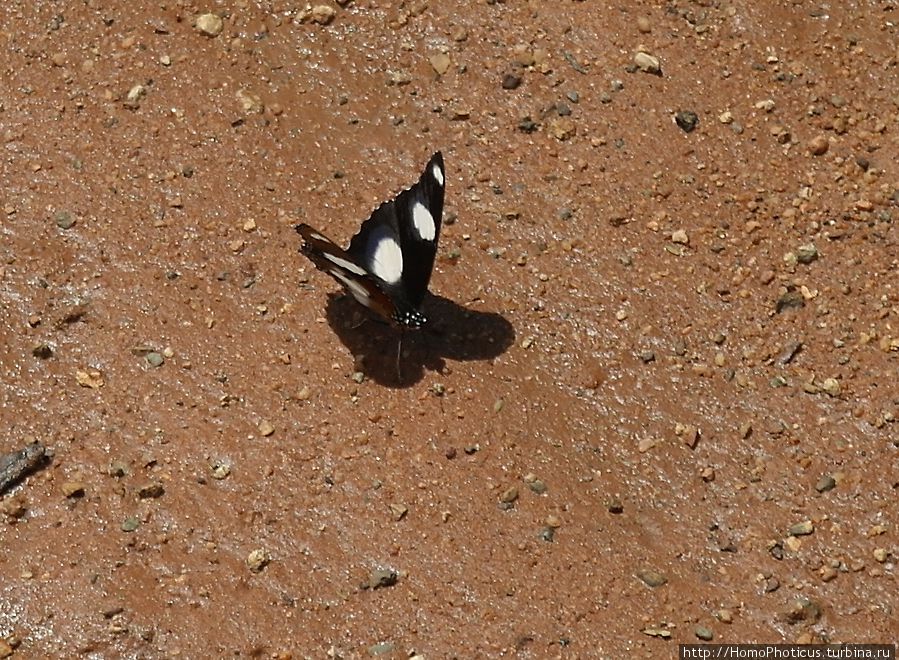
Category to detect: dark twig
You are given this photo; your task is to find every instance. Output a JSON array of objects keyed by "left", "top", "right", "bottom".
[{"left": 0, "top": 441, "right": 48, "bottom": 495}]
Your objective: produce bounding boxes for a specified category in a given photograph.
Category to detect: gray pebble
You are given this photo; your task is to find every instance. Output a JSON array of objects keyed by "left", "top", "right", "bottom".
[
  {"left": 637, "top": 569, "right": 668, "bottom": 587},
  {"left": 526, "top": 479, "right": 547, "bottom": 495},
  {"left": 675, "top": 110, "right": 699, "bottom": 133},
  {"left": 796, "top": 243, "right": 819, "bottom": 264},
  {"left": 776, "top": 341, "right": 803, "bottom": 365},
  {"left": 145, "top": 352, "right": 164, "bottom": 367},
  {"left": 788, "top": 520, "right": 815, "bottom": 536},
  {"left": 694, "top": 626, "right": 714, "bottom": 641},
  {"left": 55, "top": 210, "right": 75, "bottom": 229},
  {"left": 815, "top": 475, "right": 836, "bottom": 493},
  {"left": 366, "top": 568, "right": 398, "bottom": 590},
  {"left": 502, "top": 73, "right": 522, "bottom": 90},
  {"left": 368, "top": 642, "right": 395, "bottom": 656}
]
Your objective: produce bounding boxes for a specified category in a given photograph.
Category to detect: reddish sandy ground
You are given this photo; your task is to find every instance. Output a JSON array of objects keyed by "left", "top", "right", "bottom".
[{"left": 1, "top": 1, "right": 897, "bottom": 657}]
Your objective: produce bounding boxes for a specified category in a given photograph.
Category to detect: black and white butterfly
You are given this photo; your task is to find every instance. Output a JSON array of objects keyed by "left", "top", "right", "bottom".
[{"left": 296, "top": 151, "right": 445, "bottom": 330}]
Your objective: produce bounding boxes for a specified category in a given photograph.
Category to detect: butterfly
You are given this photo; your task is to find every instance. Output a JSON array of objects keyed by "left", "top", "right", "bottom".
[{"left": 296, "top": 152, "right": 445, "bottom": 330}]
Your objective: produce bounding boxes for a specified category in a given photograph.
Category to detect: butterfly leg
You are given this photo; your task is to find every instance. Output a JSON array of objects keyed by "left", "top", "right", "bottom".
[{"left": 395, "top": 330, "right": 404, "bottom": 381}]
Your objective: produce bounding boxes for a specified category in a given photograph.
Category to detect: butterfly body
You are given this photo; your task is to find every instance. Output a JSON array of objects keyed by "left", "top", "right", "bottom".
[{"left": 297, "top": 152, "right": 445, "bottom": 330}]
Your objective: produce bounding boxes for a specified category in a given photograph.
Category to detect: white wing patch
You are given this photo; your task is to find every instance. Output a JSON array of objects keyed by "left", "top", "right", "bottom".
[
  {"left": 322, "top": 251, "right": 367, "bottom": 276},
  {"left": 431, "top": 162, "right": 444, "bottom": 186},
  {"left": 369, "top": 232, "right": 403, "bottom": 283},
  {"left": 331, "top": 269, "right": 371, "bottom": 306},
  {"left": 411, "top": 201, "right": 436, "bottom": 241},
  {"left": 372, "top": 236, "right": 403, "bottom": 284}
]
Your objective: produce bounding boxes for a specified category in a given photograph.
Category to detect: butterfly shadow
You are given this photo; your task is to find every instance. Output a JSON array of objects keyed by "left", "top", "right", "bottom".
[{"left": 324, "top": 293, "right": 515, "bottom": 387}]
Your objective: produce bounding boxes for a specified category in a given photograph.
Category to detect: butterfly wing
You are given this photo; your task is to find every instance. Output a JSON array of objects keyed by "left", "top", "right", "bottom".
[
  {"left": 297, "top": 152, "right": 446, "bottom": 329},
  {"left": 295, "top": 223, "right": 398, "bottom": 323},
  {"left": 347, "top": 151, "right": 445, "bottom": 310}
]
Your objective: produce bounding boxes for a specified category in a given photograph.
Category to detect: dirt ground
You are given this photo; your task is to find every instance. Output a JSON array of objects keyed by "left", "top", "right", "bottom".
[{"left": 1, "top": 1, "right": 897, "bottom": 658}]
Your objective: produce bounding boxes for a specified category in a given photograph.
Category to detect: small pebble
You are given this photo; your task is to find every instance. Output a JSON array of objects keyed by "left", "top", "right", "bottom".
[
  {"left": 637, "top": 569, "right": 668, "bottom": 587},
  {"left": 694, "top": 626, "right": 714, "bottom": 641},
  {"left": 819, "top": 566, "right": 838, "bottom": 582},
  {"left": 525, "top": 477, "right": 547, "bottom": 495},
  {"left": 145, "top": 352, "right": 164, "bottom": 367},
  {"left": 368, "top": 642, "right": 395, "bottom": 656},
  {"left": 808, "top": 134, "right": 829, "bottom": 155},
  {"left": 820, "top": 378, "right": 840, "bottom": 397},
  {"left": 258, "top": 420, "right": 275, "bottom": 437},
  {"left": 674, "top": 110, "right": 698, "bottom": 133},
  {"left": 137, "top": 482, "right": 164, "bottom": 499},
  {"left": 195, "top": 13, "right": 224, "bottom": 37},
  {"left": 366, "top": 568, "right": 398, "bottom": 590},
  {"left": 246, "top": 548, "right": 269, "bottom": 572},
  {"left": 499, "top": 486, "right": 519, "bottom": 505},
  {"left": 310, "top": 5, "right": 336, "bottom": 25},
  {"left": 633, "top": 51, "right": 661, "bottom": 75},
  {"left": 429, "top": 53, "right": 451, "bottom": 76},
  {"left": 639, "top": 351, "right": 655, "bottom": 364},
  {"left": 32, "top": 343, "right": 53, "bottom": 359},
  {"left": 55, "top": 210, "right": 75, "bottom": 229},
  {"left": 815, "top": 475, "right": 836, "bottom": 493},
  {"left": 782, "top": 598, "right": 822, "bottom": 624},
  {"left": 769, "top": 541, "right": 784, "bottom": 560},
  {"left": 501, "top": 73, "right": 522, "bottom": 90},
  {"left": 211, "top": 461, "right": 231, "bottom": 480},
  {"left": 795, "top": 243, "right": 819, "bottom": 264},
  {"left": 784, "top": 536, "right": 802, "bottom": 552},
  {"left": 62, "top": 481, "right": 85, "bottom": 498},
  {"left": 788, "top": 520, "right": 815, "bottom": 536},
  {"left": 125, "top": 84, "right": 147, "bottom": 107},
  {"left": 671, "top": 229, "right": 689, "bottom": 244}
]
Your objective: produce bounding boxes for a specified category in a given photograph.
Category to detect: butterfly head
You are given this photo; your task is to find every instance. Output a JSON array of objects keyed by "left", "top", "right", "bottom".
[{"left": 395, "top": 308, "right": 427, "bottom": 329}]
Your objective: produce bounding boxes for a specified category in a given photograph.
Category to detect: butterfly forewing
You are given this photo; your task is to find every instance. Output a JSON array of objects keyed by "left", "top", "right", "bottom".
[
  {"left": 393, "top": 151, "right": 445, "bottom": 306},
  {"left": 347, "top": 151, "right": 445, "bottom": 309}
]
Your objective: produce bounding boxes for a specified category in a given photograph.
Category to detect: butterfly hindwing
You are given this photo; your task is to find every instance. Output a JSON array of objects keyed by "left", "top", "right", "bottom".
[
  {"left": 295, "top": 224, "right": 398, "bottom": 322},
  {"left": 297, "top": 152, "right": 446, "bottom": 329}
]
